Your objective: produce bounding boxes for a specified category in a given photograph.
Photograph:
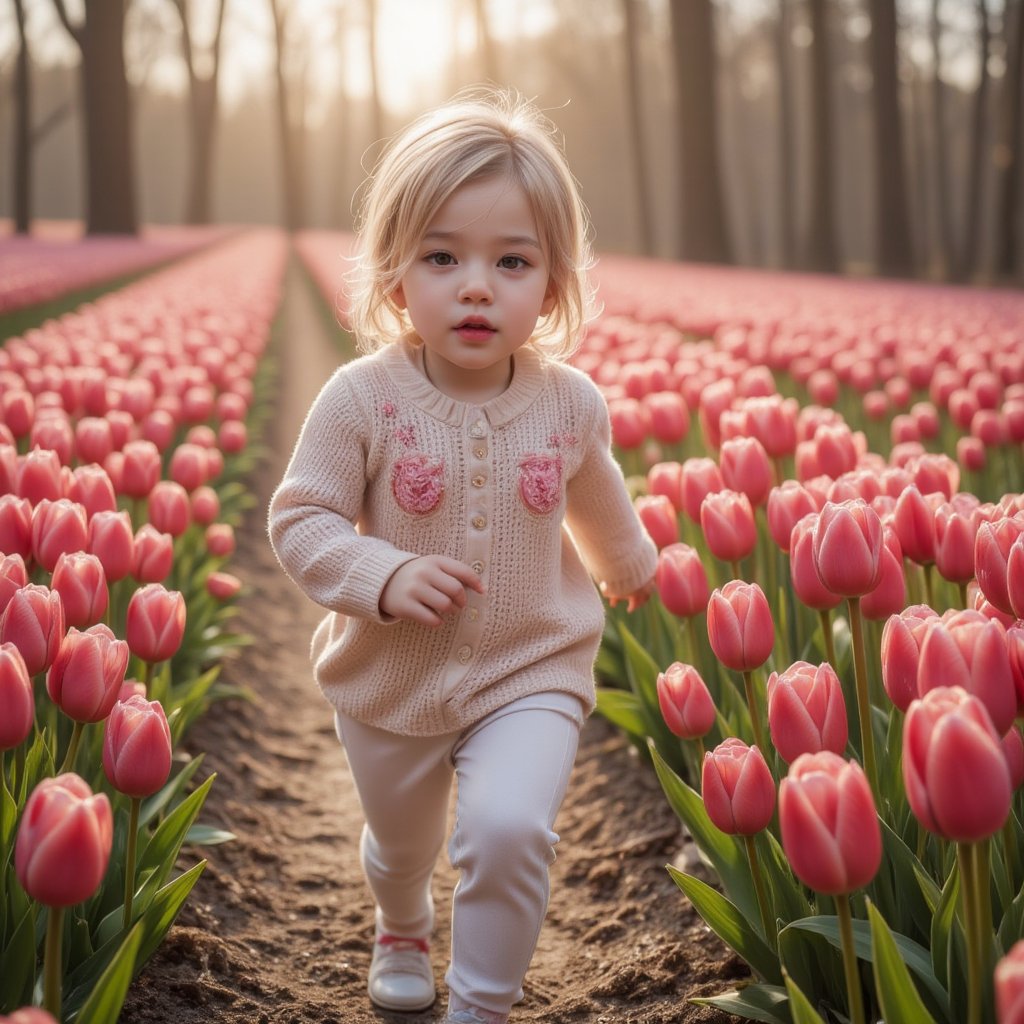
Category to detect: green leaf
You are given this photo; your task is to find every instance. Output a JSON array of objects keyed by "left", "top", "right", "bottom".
[
  {"left": 782, "top": 970, "right": 828, "bottom": 1024},
  {"left": 930, "top": 862, "right": 960, "bottom": 993},
  {"left": 71, "top": 924, "right": 143, "bottom": 1024},
  {"left": 137, "top": 773, "right": 215, "bottom": 885},
  {"left": 0, "top": 904, "right": 37, "bottom": 1010},
  {"left": 867, "top": 899, "right": 942, "bottom": 1024},
  {"left": 595, "top": 687, "right": 648, "bottom": 737},
  {"left": 691, "top": 983, "right": 790, "bottom": 1023},
  {"left": 139, "top": 754, "right": 206, "bottom": 828},
  {"left": 668, "top": 866, "right": 782, "bottom": 983},
  {"left": 185, "top": 824, "right": 236, "bottom": 846}
]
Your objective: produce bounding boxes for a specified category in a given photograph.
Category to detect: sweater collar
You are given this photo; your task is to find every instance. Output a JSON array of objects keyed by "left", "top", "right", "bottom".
[{"left": 382, "top": 336, "right": 546, "bottom": 426}]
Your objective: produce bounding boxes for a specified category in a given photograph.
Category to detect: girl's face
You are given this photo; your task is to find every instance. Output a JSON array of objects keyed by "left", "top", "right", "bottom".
[{"left": 393, "top": 175, "right": 555, "bottom": 400}]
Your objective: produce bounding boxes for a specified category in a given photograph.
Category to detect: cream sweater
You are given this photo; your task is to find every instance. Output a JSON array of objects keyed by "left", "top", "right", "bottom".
[{"left": 268, "top": 337, "right": 657, "bottom": 736}]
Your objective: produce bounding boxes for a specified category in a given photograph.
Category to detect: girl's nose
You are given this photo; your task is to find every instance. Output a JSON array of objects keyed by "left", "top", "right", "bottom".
[{"left": 458, "top": 268, "right": 493, "bottom": 303}]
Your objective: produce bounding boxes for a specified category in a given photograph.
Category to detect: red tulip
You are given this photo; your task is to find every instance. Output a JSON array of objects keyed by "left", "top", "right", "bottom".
[
  {"left": 880, "top": 604, "right": 939, "bottom": 712},
  {"left": 147, "top": 480, "right": 192, "bottom": 538},
  {"left": 189, "top": 485, "right": 221, "bottom": 526},
  {"left": 50, "top": 551, "right": 108, "bottom": 628},
  {"left": 0, "top": 642, "right": 34, "bottom": 750},
  {"left": 30, "top": 416, "right": 73, "bottom": 466},
  {"left": 701, "top": 738, "right": 775, "bottom": 835},
  {"left": 767, "top": 660, "right": 848, "bottom": 764},
  {"left": 767, "top": 482, "right": 818, "bottom": 553},
  {"left": 635, "top": 494, "right": 679, "bottom": 550},
  {"left": 903, "top": 686, "right": 1011, "bottom": 841},
  {"left": 14, "top": 773, "right": 112, "bottom": 906},
  {"left": 861, "top": 525, "right": 907, "bottom": 622},
  {"left": 678, "top": 457, "right": 724, "bottom": 524},
  {"left": 206, "top": 570, "right": 242, "bottom": 600},
  {"left": 132, "top": 524, "right": 174, "bottom": 583},
  {"left": 0, "top": 553, "right": 28, "bottom": 616},
  {"left": 17, "top": 448, "right": 63, "bottom": 505},
  {"left": 743, "top": 394, "right": 797, "bottom": 459},
  {"left": 706, "top": 580, "right": 774, "bottom": 672},
  {"left": 126, "top": 584, "right": 186, "bottom": 663},
  {"left": 814, "top": 424, "right": 858, "bottom": 479},
  {"left": 138, "top": 408, "right": 176, "bottom": 452},
  {"left": 102, "top": 695, "right": 173, "bottom": 798},
  {"left": 642, "top": 392, "right": 689, "bottom": 445},
  {"left": 719, "top": 436, "right": 773, "bottom": 507},
  {"left": 67, "top": 463, "right": 118, "bottom": 518},
  {"left": 892, "top": 486, "right": 938, "bottom": 566},
  {"left": 812, "top": 499, "right": 883, "bottom": 598},
  {"left": 790, "top": 514, "right": 843, "bottom": 611},
  {"left": 607, "top": 397, "right": 649, "bottom": 450},
  {"left": 655, "top": 543, "right": 710, "bottom": 618},
  {"left": 30, "top": 498, "right": 88, "bottom": 573},
  {"left": 74, "top": 417, "right": 114, "bottom": 465},
  {"left": 46, "top": 624, "right": 129, "bottom": 723},
  {"left": 657, "top": 662, "right": 715, "bottom": 739},
  {"left": 119, "top": 440, "right": 161, "bottom": 499},
  {"left": 87, "top": 509, "right": 135, "bottom": 583},
  {"left": 0, "top": 494, "right": 33, "bottom": 563},
  {"left": 0, "top": 583, "right": 65, "bottom": 675},
  {"left": 1, "top": 388, "right": 35, "bottom": 437},
  {"left": 909, "top": 452, "right": 959, "bottom": 500},
  {"left": 779, "top": 751, "right": 881, "bottom": 895},
  {"left": 996, "top": 939, "right": 1024, "bottom": 1024},
  {"left": 934, "top": 499, "right": 981, "bottom": 585},
  {"left": 701, "top": 489, "right": 757, "bottom": 564}
]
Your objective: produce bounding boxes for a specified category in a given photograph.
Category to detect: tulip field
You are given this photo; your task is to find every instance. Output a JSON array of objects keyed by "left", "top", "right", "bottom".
[{"left": 3, "top": 226, "right": 1024, "bottom": 1023}]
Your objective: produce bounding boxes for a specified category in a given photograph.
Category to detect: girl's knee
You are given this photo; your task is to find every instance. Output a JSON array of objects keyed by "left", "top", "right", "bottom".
[{"left": 453, "top": 805, "right": 558, "bottom": 873}]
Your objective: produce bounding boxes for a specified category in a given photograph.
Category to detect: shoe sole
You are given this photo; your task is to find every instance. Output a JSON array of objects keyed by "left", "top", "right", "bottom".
[{"left": 368, "top": 991, "right": 436, "bottom": 1013}]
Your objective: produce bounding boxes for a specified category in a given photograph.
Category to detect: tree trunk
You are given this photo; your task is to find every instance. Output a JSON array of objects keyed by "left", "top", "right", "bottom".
[
  {"left": 12, "top": 0, "right": 31, "bottom": 235},
  {"left": 667, "top": 0, "right": 731, "bottom": 262},
  {"left": 622, "top": 0, "right": 654, "bottom": 253},
  {"left": 269, "top": 0, "right": 305, "bottom": 231},
  {"left": 804, "top": 0, "right": 838, "bottom": 271},
  {"left": 867, "top": 0, "right": 913, "bottom": 276},
  {"left": 959, "top": 0, "right": 991, "bottom": 279},
  {"left": 775, "top": 0, "right": 796, "bottom": 267},
  {"left": 930, "top": 0, "right": 953, "bottom": 277},
  {"left": 473, "top": 0, "right": 498, "bottom": 83},
  {"left": 366, "top": 0, "right": 384, "bottom": 146},
  {"left": 993, "top": 0, "right": 1024, "bottom": 279},
  {"left": 52, "top": 0, "right": 138, "bottom": 235}
]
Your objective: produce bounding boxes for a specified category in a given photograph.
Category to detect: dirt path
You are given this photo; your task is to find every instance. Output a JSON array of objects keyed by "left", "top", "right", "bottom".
[{"left": 119, "top": 258, "right": 739, "bottom": 1024}]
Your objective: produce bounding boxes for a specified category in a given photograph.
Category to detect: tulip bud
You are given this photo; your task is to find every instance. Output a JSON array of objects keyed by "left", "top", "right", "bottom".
[
  {"left": 87, "top": 509, "right": 135, "bottom": 583},
  {"left": 700, "top": 490, "right": 757, "bottom": 565},
  {"left": 206, "top": 570, "right": 242, "bottom": 600},
  {"left": 119, "top": 439, "right": 162, "bottom": 499},
  {"left": 1009, "top": 624, "right": 1024, "bottom": 717},
  {"left": 719, "top": 436, "right": 773, "bottom": 508},
  {"left": 767, "top": 661, "right": 848, "bottom": 764},
  {"left": 767, "top": 482, "right": 818, "bottom": 553},
  {"left": 701, "top": 738, "right": 775, "bottom": 835},
  {"left": 17, "top": 448, "right": 63, "bottom": 505},
  {"left": 879, "top": 604, "right": 939, "bottom": 712},
  {"left": 744, "top": 395, "right": 797, "bottom": 459},
  {"left": 1002, "top": 726, "right": 1024, "bottom": 791},
  {"left": 698, "top": 378, "right": 736, "bottom": 451},
  {"left": 657, "top": 662, "right": 715, "bottom": 739},
  {"left": 655, "top": 543, "right": 710, "bottom": 619},
  {"left": 706, "top": 580, "right": 774, "bottom": 672},
  {"left": 790, "top": 515, "right": 843, "bottom": 611},
  {"left": 0, "top": 642, "right": 34, "bottom": 750},
  {"left": 893, "top": 486, "right": 938, "bottom": 567},
  {"left": 14, "top": 773, "right": 112, "bottom": 906},
  {"left": 607, "top": 398, "right": 649, "bottom": 450},
  {"left": 0, "top": 1006, "right": 60, "bottom": 1023},
  {"left": 189, "top": 484, "right": 221, "bottom": 526},
  {"left": 909, "top": 452, "right": 959, "bottom": 500},
  {"left": 50, "top": 551, "right": 108, "bottom": 628},
  {"left": 102, "top": 695, "right": 173, "bottom": 798},
  {"left": 634, "top": 494, "right": 679, "bottom": 550},
  {"left": 132, "top": 524, "right": 174, "bottom": 583},
  {"left": 996, "top": 939, "right": 1024, "bottom": 1024},
  {"left": 147, "top": 480, "right": 192, "bottom": 538},
  {"left": 0, "top": 583, "right": 65, "bottom": 675},
  {"left": 814, "top": 424, "right": 858, "bottom": 479},
  {"left": 46, "top": 624, "right": 130, "bottom": 723},
  {"left": 680, "top": 457, "right": 724, "bottom": 524},
  {"left": 903, "top": 686, "right": 1012, "bottom": 841},
  {"left": 934, "top": 499, "right": 981, "bottom": 585},
  {"left": 74, "top": 417, "right": 114, "bottom": 465},
  {"left": 779, "top": 751, "right": 881, "bottom": 895},
  {"left": 861, "top": 525, "right": 907, "bottom": 622},
  {"left": 0, "top": 552, "right": 28, "bottom": 616},
  {"left": 0, "top": 494, "right": 33, "bottom": 562},
  {"left": 1008, "top": 535, "right": 1024, "bottom": 620},
  {"left": 29, "top": 498, "right": 88, "bottom": 574},
  {"left": 812, "top": 500, "right": 883, "bottom": 598},
  {"left": 2, "top": 388, "right": 35, "bottom": 438},
  {"left": 642, "top": 392, "right": 689, "bottom": 445},
  {"left": 126, "top": 583, "right": 186, "bottom": 663},
  {"left": 67, "top": 463, "right": 118, "bottom": 519}
]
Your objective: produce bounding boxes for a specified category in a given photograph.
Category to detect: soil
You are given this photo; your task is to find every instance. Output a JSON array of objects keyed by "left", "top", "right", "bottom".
[{"left": 119, "top": 260, "right": 745, "bottom": 1024}]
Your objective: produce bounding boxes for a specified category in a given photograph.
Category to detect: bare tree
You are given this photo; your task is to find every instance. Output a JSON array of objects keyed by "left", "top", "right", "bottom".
[
  {"left": 473, "top": 0, "right": 498, "bottom": 83},
  {"left": 11, "top": 0, "right": 30, "bottom": 234},
  {"left": 365, "top": 0, "right": 383, "bottom": 146},
  {"left": 51, "top": 0, "right": 138, "bottom": 234},
  {"left": 170, "top": 0, "right": 227, "bottom": 224},
  {"left": 621, "top": 0, "right": 654, "bottom": 253},
  {"left": 804, "top": 0, "right": 838, "bottom": 271},
  {"left": 667, "top": 0, "right": 731, "bottom": 262},
  {"left": 268, "top": 0, "right": 308, "bottom": 230},
  {"left": 867, "top": 0, "right": 913, "bottom": 275},
  {"left": 958, "top": 0, "right": 991, "bottom": 278},
  {"left": 993, "top": 0, "right": 1024, "bottom": 279},
  {"left": 774, "top": 0, "right": 796, "bottom": 266},
  {"left": 930, "top": 0, "right": 954, "bottom": 277}
]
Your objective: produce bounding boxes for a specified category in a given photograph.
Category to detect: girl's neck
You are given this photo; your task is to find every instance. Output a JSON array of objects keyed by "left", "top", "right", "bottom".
[{"left": 420, "top": 347, "right": 514, "bottom": 405}]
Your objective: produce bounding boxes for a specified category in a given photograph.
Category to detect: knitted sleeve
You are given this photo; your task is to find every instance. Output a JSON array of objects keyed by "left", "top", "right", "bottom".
[
  {"left": 564, "top": 379, "right": 658, "bottom": 597},
  {"left": 267, "top": 369, "right": 418, "bottom": 622}
]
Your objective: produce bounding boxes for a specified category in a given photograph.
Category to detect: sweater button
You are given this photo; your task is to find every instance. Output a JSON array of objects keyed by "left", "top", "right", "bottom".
[
  {"left": 474, "top": 446, "right": 487, "bottom": 459},
  {"left": 469, "top": 421, "right": 486, "bottom": 438},
  {"left": 471, "top": 560, "right": 484, "bottom": 574},
  {"left": 471, "top": 474, "right": 486, "bottom": 487},
  {"left": 471, "top": 515, "right": 486, "bottom": 529},
  {"left": 457, "top": 644, "right": 472, "bottom": 663}
]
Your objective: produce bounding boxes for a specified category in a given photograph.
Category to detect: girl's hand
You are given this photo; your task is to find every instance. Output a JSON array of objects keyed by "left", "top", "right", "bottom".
[
  {"left": 380, "top": 555, "right": 486, "bottom": 627},
  {"left": 601, "top": 577, "right": 655, "bottom": 614}
]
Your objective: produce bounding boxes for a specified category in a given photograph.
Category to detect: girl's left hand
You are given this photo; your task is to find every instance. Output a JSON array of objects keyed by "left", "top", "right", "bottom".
[{"left": 601, "top": 577, "right": 655, "bottom": 613}]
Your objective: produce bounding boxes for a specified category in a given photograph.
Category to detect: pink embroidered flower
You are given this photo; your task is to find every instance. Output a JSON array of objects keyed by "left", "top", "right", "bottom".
[
  {"left": 519, "top": 454, "right": 563, "bottom": 514},
  {"left": 395, "top": 425, "right": 416, "bottom": 448},
  {"left": 392, "top": 455, "right": 445, "bottom": 515},
  {"left": 548, "top": 433, "right": 578, "bottom": 449},
  {"left": 382, "top": 402, "right": 396, "bottom": 418}
]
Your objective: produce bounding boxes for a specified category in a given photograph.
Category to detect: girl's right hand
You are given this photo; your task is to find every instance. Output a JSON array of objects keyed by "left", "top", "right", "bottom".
[{"left": 379, "top": 555, "right": 485, "bottom": 627}]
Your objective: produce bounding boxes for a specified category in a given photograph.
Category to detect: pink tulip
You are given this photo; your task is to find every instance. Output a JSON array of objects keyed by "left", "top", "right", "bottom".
[
  {"left": 679, "top": 457, "right": 724, "bottom": 524},
  {"left": 719, "top": 436, "right": 773, "bottom": 507},
  {"left": 607, "top": 397, "right": 649, "bottom": 450},
  {"left": 701, "top": 738, "right": 775, "bottom": 835},
  {"left": 1002, "top": 726, "right": 1024, "bottom": 791},
  {"left": 812, "top": 499, "right": 883, "bottom": 598},
  {"left": 861, "top": 525, "right": 907, "bottom": 622},
  {"left": 790, "top": 515, "right": 843, "bottom": 611},
  {"left": 126, "top": 583, "right": 186, "bottom": 663},
  {"left": 934, "top": 499, "right": 981, "bottom": 585},
  {"left": 0, "top": 1007, "right": 60, "bottom": 1023},
  {"left": 1008, "top": 534, "right": 1024, "bottom": 620},
  {"left": 189, "top": 485, "right": 221, "bottom": 526},
  {"left": 0, "top": 642, "right": 34, "bottom": 750},
  {"left": 701, "top": 489, "right": 757, "bottom": 565},
  {"left": 206, "top": 570, "right": 242, "bottom": 600},
  {"left": 14, "top": 773, "right": 112, "bottom": 906},
  {"left": 147, "top": 480, "right": 192, "bottom": 537},
  {"left": 807, "top": 370, "right": 839, "bottom": 407},
  {"left": 50, "top": 551, "right": 108, "bottom": 628},
  {"left": 903, "top": 686, "right": 1011, "bottom": 841},
  {"left": 66, "top": 463, "right": 118, "bottom": 519},
  {"left": 779, "top": 751, "right": 881, "bottom": 895},
  {"left": 996, "top": 939, "right": 1024, "bottom": 1024},
  {"left": 17, "top": 448, "right": 63, "bottom": 505},
  {"left": 767, "top": 661, "right": 848, "bottom": 764},
  {"left": 657, "top": 662, "right": 715, "bottom": 739},
  {"left": 655, "top": 543, "right": 710, "bottom": 619},
  {"left": 132, "top": 524, "right": 174, "bottom": 583},
  {"left": 74, "top": 417, "right": 114, "bottom": 465},
  {"left": 30, "top": 416, "right": 73, "bottom": 466},
  {"left": 743, "top": 394, "right": 797, "bottom": 459},
  {"left": 87, "top": 509, "right": 135, "bottom": 583},
  {"left": 119, "top": 440, "right": 161, "bottom": 499},
  {"left": 917, "top": 609, "right": 1016, "bottom": 735},
  {"left": 958, "top": 435, "right": 987, "bottom": 473},
  {"left": 102, "top": 695, "right": 173, "bottom": 798},
  {"left": 706, "top": 580, "right": 774, "bottom": 672},
  {"left": 0, "top": 494, "right": 33, "bottom": 562},
  {"left": 642, "top": 392, "right": 689, "bottom": 445},
  {"left": 1, "top": 388, "right": 35, "bottom": 437},
  {"left": 635, "top": 494, "right": 679, "bottom": 550},
  {"left": 46, "top": 624, "right": 129, "bottom": 723},
  {"left": 814, "top": 424, "right": 858, "bottom": 479},
  {"left": 0, "top": 552, "right": 28, "bottom": 616},
  {"left": 767, "top": 482, "right": 818, "bottom": 553},
  {"left": 879, "top": 605, "right": 939, "bottom": 712},
  {"left": 1009, "top": 624, "right": 1024, "bottom": 716},
  {"left": 909, "top": 452, "right": 960, "bottom": 500},
  {"left": 0, "top": 583, "right": 65, "bottom": 675},
  {"left": 30, "top": 498, "right": 88, "bottom": 573},
  {"left": 698, "top": 378, "right": 736, "bottom": 451},
  {"left": 892, "top": 486, "right": 938, "bottom": 566}
]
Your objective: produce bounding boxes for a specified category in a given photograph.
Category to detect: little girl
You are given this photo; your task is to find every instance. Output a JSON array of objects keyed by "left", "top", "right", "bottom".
[{"left": 269, "top": 89, "right": 657, "bottom": 1024}]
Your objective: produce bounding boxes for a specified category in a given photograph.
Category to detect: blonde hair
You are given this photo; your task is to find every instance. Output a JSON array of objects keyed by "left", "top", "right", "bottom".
[{"left": 347, "top": 88, "right": 594, "bottom": 361}]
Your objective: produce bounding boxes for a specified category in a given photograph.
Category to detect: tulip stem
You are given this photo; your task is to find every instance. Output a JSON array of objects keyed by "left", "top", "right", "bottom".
[
  {"left": 744, "top": 833, "right": 776, "bottom": 949},
  {"left": 13, "top": 743, "right": 25, "bottom": 800},
  {"left": 59, "top": 720, "right": 84, "bottom": 774},
  {"left": 922, "top": 563, "right": 935, "bottom": 609},
  {"left": 958, "top": 841, "right": 983, "bottom": 1024},
  {"left": 957, "top": 580, "right": 968, "bottom": 611},
  {"left": 741, "top": 670, "right": 767, "bottom": 751},
  {"left": 1003, "top": 817, "right": 1017, "bottom": 890},
  {"left": 123, "top": 796, "right": 141, "bottom": 929},
  {"left": 834, "top": 892, "right": 866, "bottom": 1024},
  {"left": 846, "top": 597, "right": 878, "bottom": 799},
  {"left": 818, "top": 608, "right": 836, "bottom": 669},
  {"left": 974, "top": 837, "right": 993, "bottom": 977},
  {"left": 685, "top": 615, "right": 700, "bottom": 668},
  {"left": 43, "top": 904, "right": 64, "bottom": 1019}
]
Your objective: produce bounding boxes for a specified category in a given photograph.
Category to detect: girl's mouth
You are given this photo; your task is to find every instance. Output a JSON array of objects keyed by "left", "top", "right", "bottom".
[{"left": 456, "top": 318, "right": 496, "bottom": 340}]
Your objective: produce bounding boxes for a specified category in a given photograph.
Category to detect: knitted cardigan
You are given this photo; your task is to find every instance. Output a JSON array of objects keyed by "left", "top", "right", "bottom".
[{"left": 268, "top": 336, "right": 658, "bottom": 736}]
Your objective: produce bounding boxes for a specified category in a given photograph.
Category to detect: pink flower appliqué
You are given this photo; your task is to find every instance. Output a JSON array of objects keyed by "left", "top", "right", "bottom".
[
  {"left": 392, "top": 454, "right": 446, "bottom": 515},
  {"left": 518, "top": 453, "right": 563, "bottom": 515}
]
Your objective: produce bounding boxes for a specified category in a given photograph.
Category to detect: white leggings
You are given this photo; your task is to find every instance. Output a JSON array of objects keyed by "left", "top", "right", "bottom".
[{"left": 333, "top": 691, "right": 585, "bottom": 1017}]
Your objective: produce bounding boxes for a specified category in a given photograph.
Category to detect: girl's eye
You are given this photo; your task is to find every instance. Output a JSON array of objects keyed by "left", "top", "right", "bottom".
[
  {"left": 498, "top": 255, "right": 528, "bottom": 270},
  {"left": 425, "top": 251, "right": 455, "bottom": 266}
]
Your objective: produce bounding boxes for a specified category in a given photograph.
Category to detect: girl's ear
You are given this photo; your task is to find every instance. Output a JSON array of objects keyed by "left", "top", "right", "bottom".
[
  {"left": 540, "top": 280, "right": 556, "bottom": 317},
  {"left": 391, "top": 283, "right": 407, "bottom": 310}
]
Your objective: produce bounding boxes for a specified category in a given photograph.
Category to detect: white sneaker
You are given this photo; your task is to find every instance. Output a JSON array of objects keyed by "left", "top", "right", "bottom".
[
  {"left": 367, "top": 932, "right": 435, "bottom": 1012},
  {"left": 445, "top": 1012, "right": 489, "bottom": 1024}
]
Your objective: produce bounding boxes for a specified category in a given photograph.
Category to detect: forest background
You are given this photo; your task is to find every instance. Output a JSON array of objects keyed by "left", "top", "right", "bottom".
[{"left": 0, "top": 0, "right": 1021, "bottom": 286}]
